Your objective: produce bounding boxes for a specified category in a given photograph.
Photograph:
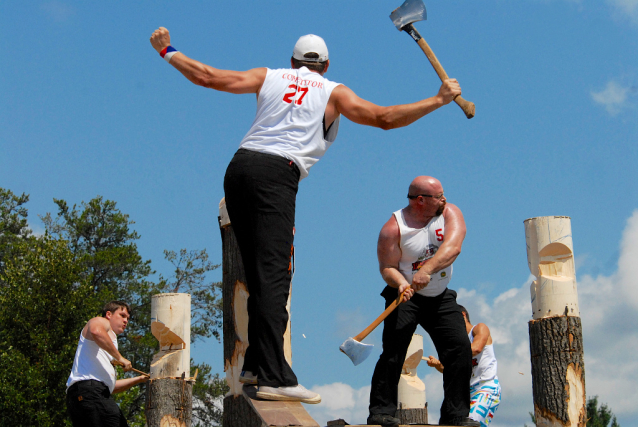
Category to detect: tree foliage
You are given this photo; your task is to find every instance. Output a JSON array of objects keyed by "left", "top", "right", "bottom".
[
  {"left": 0, "top": 189, "right": 227, "bottom": 426},
  {"left": 587, "top": 396, "right": 620, "bottom": 427}
]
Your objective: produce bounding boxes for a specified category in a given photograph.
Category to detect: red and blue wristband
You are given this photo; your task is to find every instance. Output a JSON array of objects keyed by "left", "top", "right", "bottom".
[{"left": 160, "top": 46, "right": 178, "bottom": 63}]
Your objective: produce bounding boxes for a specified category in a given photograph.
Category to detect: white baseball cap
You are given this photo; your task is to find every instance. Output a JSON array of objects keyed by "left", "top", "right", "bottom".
[{"left": 292, "top": 35, "right": 329, "bottom": 62}]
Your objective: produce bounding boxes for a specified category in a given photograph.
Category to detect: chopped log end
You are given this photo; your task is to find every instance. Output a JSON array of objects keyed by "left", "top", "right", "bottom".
[{"left": 160, "top": 414, "right": 186, "bottom": 427}]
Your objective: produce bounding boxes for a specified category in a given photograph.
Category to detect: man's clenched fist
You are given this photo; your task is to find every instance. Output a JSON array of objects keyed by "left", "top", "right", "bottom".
[{"left": 150, "top": 27, "right": 171, "bottom": 53}]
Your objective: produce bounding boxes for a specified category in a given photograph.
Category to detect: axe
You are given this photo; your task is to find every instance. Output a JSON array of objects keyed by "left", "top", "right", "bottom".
[
  {"left": 340, "top": 291, "right": 405, "bottom": 366},
  {"left": 390, "top": 0, "right": 475, "bottom": 119},
  {"left": 111, "top": 359, "right": 150, "bottom": 377}
]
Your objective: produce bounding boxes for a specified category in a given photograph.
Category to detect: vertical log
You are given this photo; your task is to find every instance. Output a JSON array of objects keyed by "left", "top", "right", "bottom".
[
  {"left": 524, "top": 216, "right": 586, "bottom": 427},
  {"left": 146, "top": 293, "right": 193, "bottom": 426},
  {"left": 146, "top": 378, "right": 193, "bottom": 427},
  {"left": 396, "top": 334, "right": 428, "bottom": 425},
  {"left": 219, "top": 198, "right": 318, "bottom": 427}
]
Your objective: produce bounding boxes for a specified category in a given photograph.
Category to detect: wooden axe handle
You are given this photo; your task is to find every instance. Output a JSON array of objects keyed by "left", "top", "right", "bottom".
[
  {"left": 353, "top": 291, "right": 405, "bottom": 342},
  {"left": 404, "top": 24, "right": 475, "bottom": 119},
  {"left": 111, "top": 360, "right": 150, "bottom": 377}
]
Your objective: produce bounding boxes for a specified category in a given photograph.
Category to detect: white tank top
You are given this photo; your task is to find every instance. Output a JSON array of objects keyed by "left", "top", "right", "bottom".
[
  {"left": 66, "top": 331, "right": 117, "bottom": 393},
  {"left": 393, "top": 209, "right": 452, "bottom": 297},
  {"left": 239, "top": 67, "right": 342, "bottom": 180},
  {"left": 469, "top": 326, "right": 498, "bottom": 386}
]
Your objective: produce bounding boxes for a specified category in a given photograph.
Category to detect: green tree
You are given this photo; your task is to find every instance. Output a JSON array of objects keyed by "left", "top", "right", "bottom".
[
  {"left": 0, "top": 190, "right": 227, "bottom": 426},
  {"left": 0, "top": 189, "right": 30, "bottom": 276},
  {"left": 587, "top": 396, "right": 620, "bottom": 427},
  {"left": 0, "top": 234, "right": 100, "bottom": 426}
]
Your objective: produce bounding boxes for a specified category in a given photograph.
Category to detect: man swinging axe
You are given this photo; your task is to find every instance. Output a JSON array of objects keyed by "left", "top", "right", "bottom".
[
  {"left": 66, "top": 301, "right": 148, "bottom": 427},
  {"left": 149, "top": 26, "right": 464, "bottom": 404}
]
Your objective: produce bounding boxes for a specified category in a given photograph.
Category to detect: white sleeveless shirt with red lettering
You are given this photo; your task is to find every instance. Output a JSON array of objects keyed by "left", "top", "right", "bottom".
[
  {"left": 239, "top": 67, "right": 342, "bottom": 180},
  {"left": 393, "top": 209, "right": 452, "bottom": 297}
]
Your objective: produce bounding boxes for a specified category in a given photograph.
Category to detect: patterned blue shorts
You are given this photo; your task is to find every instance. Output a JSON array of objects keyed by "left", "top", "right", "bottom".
[{"left": 468, "top": 378, "right": 501, "bottom": 427}]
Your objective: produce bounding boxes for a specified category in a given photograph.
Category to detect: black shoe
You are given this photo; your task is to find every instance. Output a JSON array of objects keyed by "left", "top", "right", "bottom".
[
  {"left": 455, "top": 417, "right": 481, "bottom": 426},
  {"left": 367, "top": 413, "right": 400, "bottom": 427}
]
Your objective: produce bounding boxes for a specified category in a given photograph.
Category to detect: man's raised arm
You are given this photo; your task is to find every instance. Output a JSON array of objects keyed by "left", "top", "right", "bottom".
[
  {"left": 328, "top": 79, "right": 461, "bottom": 130},
  {"left": 150, "top": 27, "right": 266, "bottom": 94}
]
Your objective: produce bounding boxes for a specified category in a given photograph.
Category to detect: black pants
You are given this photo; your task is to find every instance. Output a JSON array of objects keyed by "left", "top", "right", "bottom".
[
  {"left": 66, "top": 380, "right": 128, "bottom": 427},
  {"left": 369, "top": 287, "right": 472, "bottom": 425},
  {"left": 224, "top": 149, "right": 300, "bottom": 387}
]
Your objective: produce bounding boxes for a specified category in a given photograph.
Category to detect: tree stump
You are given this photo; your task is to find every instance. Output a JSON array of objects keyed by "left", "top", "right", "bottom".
[
  {"left": 396, "top": 403, "right": 428, "bottom": 425},
  {"left": 219, "top": 198, "right": 317, "bottom": 427},
  {"left": 529, "top": 314, "right": 586, "bottom": 426},
  {"left": 146, "top": 378, "right": 193, "bottom": 427}
]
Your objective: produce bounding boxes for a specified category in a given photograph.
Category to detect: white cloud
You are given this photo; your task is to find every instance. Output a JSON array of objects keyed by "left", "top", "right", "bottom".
[
  {"left": 308, "top": 210, "right": 638, "bottom": 426},
  {"left": 591, "top": 80, "right": 630, "bottom": 115},
  {"left": 306, "top": 383, "right": 371, "bottom": 426},
  {"left": 608, "top": 0, "right": 638, "bottom": 25}
]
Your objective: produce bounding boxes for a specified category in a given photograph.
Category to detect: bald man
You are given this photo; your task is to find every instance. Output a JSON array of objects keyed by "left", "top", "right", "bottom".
[{"left": 367, "top": 177, "right": 477, "bottom": 427}]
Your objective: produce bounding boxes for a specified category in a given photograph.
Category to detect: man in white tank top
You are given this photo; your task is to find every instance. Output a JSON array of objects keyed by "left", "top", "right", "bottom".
[
  {"left": 150, "top": 27, "right": 465, "bottom": 403},
  {"left": 426, "top": 306, "right": 501, "bottom": 427},
  {"left": 66, "top": 301, "right": 148, "bottom": 427},
  {"left": 369, "top": 176, "right": 478, "bottom": 427}
]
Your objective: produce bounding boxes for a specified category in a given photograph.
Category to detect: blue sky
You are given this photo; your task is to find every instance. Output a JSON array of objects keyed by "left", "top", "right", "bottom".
[{"left": 2, "top": 1, "right": 637, "bottom": 426}]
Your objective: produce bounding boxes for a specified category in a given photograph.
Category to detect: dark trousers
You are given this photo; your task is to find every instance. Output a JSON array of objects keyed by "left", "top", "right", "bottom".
[
  {"left": 66, "top": 380, "right": 128, "bottom": 427},
  {"left": 369, "top": 287, "right": 472, "bottom": 425},
  {"left": 224, "top": 148, "right": 300, "bottom": 387}
]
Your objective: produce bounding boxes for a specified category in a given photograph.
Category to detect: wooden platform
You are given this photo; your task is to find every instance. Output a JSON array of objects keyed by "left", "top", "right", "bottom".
[{"left": 223, "top": 385, "right": 319, "bottom": 427}]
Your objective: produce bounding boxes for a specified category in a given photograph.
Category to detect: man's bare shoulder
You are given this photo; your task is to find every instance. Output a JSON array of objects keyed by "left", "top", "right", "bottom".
[
  {"left": 443, "top": 202, "right": 462, "bottom": 216},
  {"left": 84, "top": 316, "right": 110, "bottom": 339},
  {"left": 473, "top": 322, "right": 491, "bottom": 336},
  {"left": 379, "top": 213, "right": 400, "bottom": 240}
]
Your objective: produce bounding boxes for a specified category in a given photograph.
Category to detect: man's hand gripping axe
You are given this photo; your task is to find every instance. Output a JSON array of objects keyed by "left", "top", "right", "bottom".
[{"left": 390, "top": 0, "right": 475, "bottom": 119}]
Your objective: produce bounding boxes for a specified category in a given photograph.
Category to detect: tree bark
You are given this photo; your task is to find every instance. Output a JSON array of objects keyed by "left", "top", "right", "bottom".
[
  {"left": 223, "top": 392, "right": 268, "bottom": 427},
  {"left": 146, "top": 378, "right": 193, "bottom": 427},
  {"left": 529, "top": 315, "right": 586, "bottom": 426},
  {"left": 396, "top": 403, "right": 427, "bottom": 425},
  {"left": 220, "top": 219, "right": 247, "bottom": 372}
]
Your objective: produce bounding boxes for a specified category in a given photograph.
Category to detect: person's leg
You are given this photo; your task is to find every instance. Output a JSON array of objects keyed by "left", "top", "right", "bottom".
[
  {"left": 419, "top": 289, "right": 472, "bottom": 425},
  {"left": 469, "top": 379, "right": 501, "bottom": 427},
  {"left": 224, "top": 149, "right": 299, "bottom": 387},
  {"left": 369, "top": 287, "right": 420, "bottom": 420}
]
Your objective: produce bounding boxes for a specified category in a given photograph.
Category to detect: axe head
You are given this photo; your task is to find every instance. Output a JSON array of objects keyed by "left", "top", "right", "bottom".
[
  {"left": 340, "top": 337, "right": 374, "bottom": 366},
  {"left": 390, "top": 0, "right": 427, "bottom": 31}
]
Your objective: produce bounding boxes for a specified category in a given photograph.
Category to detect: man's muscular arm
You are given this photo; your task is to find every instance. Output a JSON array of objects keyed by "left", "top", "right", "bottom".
[
  {"left": 150, "top": 27, "right": 266, "bottom": 94},
  {"left": 327, "top": 79, "right": 461, "bottom": 130},
  {"left": 85, "top": 317, "right": 132, "bottom": 371},
  {"left": 470, "top": 323, "right": 491, "bottom": 357},
  {"left": 377, "top": 216, "right": 414, "bottom": 301},
  {"left": 412, "top": 203, "right": 466, "bottom": 288},
  {"left": 113, "top": 376, "right": 149, "bottom": 394}
]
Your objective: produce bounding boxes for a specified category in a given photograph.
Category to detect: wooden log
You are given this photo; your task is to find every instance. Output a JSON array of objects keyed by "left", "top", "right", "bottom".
[
  {"left": 525, "top": 216, "right": 586, "bottom": 426},
  {"left": 528, "top": 314, "right": 586, "bottom": 426},
  {"left": 396, "top": 403, "right": 428, "bottom": 425},
  {"left": 147, "top": 294, "right": 192, "bottom": 425},
  {"left": 146, "top": 378, "right": 193, "bottom": 427},
  {"left": 219, "top": 199, "right": 317, "bottom": 427}
]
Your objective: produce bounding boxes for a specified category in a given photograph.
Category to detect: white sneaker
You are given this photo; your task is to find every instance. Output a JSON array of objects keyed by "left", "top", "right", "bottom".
[
  {"left": 256, "top": 384, "right": 321, "bottom": 404},
  {"left": 239, "top": 370, "right": 258, "bottom": 385}
]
